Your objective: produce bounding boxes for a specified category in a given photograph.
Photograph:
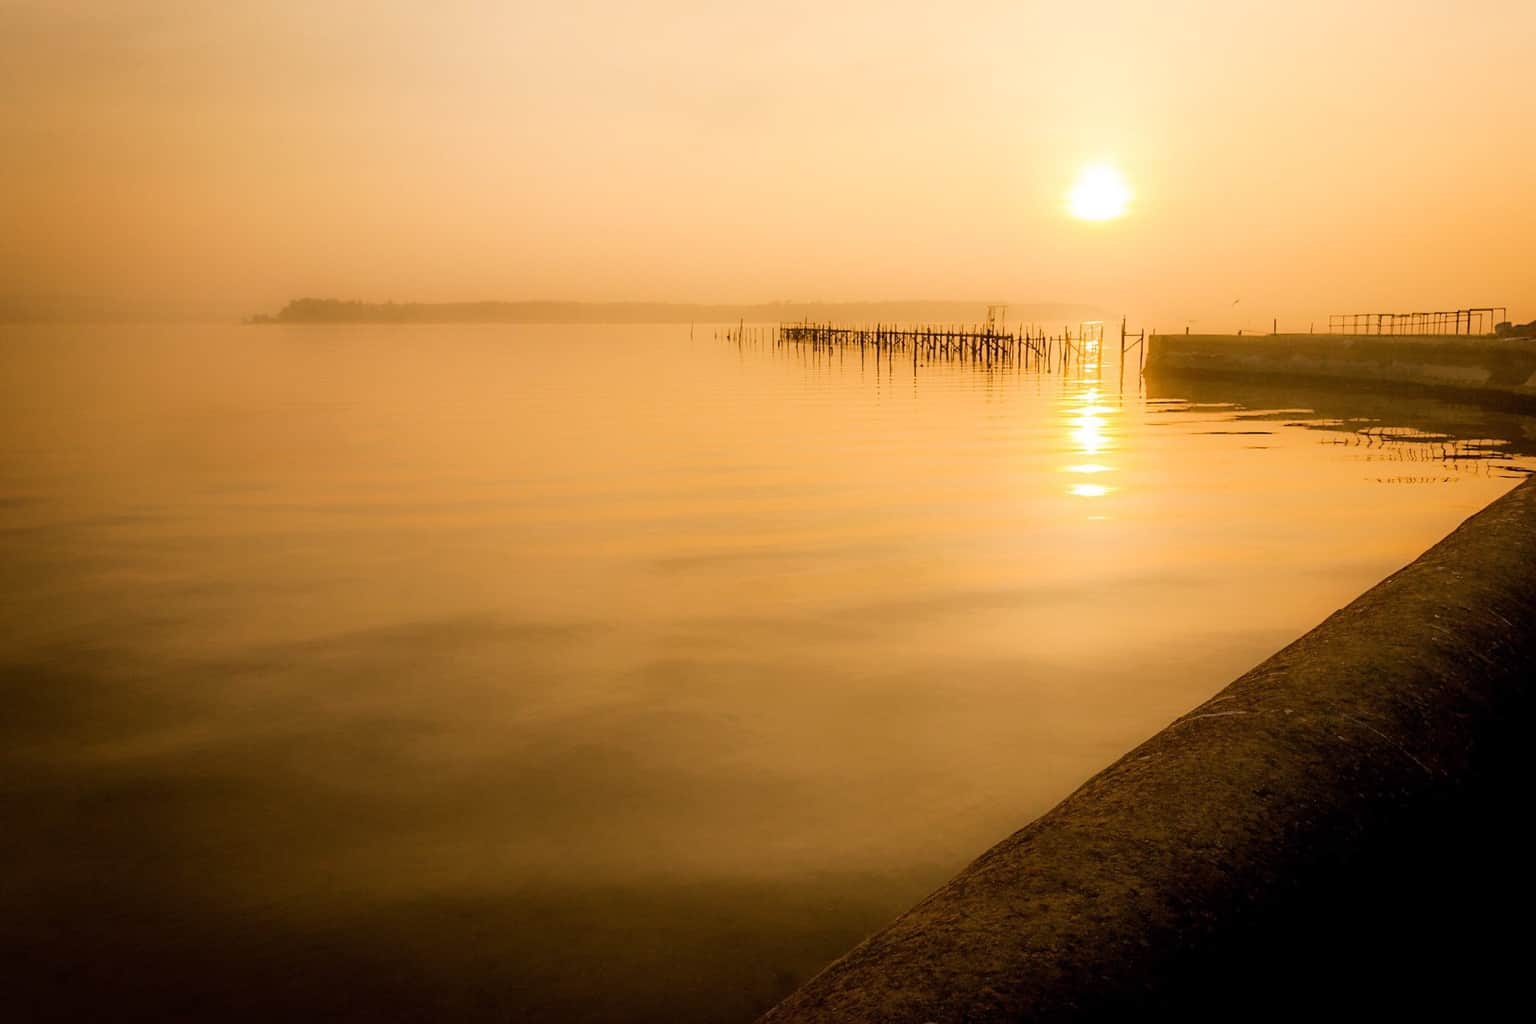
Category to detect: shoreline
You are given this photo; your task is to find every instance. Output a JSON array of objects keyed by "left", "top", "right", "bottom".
[{"left": 760, "top": 473, "right": 1536, "bottom": 1021}]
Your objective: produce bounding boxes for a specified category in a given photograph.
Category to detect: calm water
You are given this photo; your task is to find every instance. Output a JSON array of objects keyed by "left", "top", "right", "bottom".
[{"left": 3, "top": 323, "right": 1533, "bottom": 1021}]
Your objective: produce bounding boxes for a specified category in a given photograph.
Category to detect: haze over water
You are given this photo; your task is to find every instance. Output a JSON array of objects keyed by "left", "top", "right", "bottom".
[{"left": 3, "top": 323, "right": 1532, "bottom": 1021}]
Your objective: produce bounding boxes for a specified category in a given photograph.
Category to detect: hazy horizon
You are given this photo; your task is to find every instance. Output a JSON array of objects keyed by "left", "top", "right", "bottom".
[
  {"left": 4, "top": 1, "right": 1534, "bottom": 331},
  {"left": 1, "top": 293, "right": 1108, "bottom": 324}
]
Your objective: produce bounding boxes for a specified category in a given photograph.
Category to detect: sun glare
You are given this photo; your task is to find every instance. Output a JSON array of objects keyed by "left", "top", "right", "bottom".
[{"left": 1068, "top": 164, "right": 1131, "bottom": 221}]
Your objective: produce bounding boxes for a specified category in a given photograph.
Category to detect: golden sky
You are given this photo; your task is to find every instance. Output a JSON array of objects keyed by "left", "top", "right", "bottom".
[{"left": 2, "top": 1, "right": 1532, "bottom": 327}]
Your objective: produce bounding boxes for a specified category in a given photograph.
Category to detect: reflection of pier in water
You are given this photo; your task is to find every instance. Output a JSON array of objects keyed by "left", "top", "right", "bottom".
[{"left": 1147, "top": 374, "right": 1536, "bottom": 479}]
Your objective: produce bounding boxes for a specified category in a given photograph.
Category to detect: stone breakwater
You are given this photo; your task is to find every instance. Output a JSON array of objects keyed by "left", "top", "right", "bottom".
[
  {"left": 760, "top": 475, "right": 1536, "bottom": 1022},
  {"left": 1144, "top": 332, "right": 1536, "bottom": 407}
]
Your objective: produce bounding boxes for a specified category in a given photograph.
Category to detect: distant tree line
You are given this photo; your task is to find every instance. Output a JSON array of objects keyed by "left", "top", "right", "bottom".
[{"left": 249, "top": 298, "right": 1105, "bottom": 326}]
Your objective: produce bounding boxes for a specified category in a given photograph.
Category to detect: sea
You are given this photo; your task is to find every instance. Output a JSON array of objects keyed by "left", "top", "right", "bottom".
[{"left": 2, "top": 322, "right": 1531, "bottom": 1021}]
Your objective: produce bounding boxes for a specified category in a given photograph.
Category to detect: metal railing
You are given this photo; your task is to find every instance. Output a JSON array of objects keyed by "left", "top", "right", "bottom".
[{"left": 1328, "top": 308, "right": 1507, "bottom": 336}]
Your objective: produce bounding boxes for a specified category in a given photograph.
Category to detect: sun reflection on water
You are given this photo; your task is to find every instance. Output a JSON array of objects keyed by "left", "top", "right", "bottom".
[{"left": 1066, "top": 385, "right": 1117, "bottom": 501}]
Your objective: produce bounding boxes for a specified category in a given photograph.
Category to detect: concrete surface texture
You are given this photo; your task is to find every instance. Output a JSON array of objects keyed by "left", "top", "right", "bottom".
[{"left": 1145, "top": 333, "right": 1536, "bottom": 406}]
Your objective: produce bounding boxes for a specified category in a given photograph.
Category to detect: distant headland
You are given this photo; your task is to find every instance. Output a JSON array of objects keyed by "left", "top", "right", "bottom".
[{"left": 248, "top": 298, "right": 1104, "bottom": 326}]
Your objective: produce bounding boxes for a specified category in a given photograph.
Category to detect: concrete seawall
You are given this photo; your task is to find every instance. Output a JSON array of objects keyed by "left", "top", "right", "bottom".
[
  {"left": 760, "top": 475, "right": 1536, "bottom": 1022},
  {"left": 1145, "top": 332, "right": 1536, "bottom": 407}
]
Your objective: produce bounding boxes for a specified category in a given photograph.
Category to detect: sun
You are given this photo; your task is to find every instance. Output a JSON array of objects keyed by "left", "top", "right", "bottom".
[{"left": 1068, "top": 163, "right": 1131, "bottom": 221}]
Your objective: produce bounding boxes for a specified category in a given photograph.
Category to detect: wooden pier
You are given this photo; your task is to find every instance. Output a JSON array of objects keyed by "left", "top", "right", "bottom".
[
  {"left": 719, "top": 315, "right": 1150, "bottom": 383},
  {"left": 720, "top": 319, "right": 1119, "bottom": 374}
]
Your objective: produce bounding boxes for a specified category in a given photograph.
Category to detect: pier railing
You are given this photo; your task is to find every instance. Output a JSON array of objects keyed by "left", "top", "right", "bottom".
[{"left": 1328, "top": 307, "right": 1507, "bottom": 336}]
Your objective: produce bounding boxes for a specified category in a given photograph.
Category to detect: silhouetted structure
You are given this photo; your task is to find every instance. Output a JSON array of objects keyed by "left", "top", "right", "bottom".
[
  {"left": 1328, "top": 307, "right": 1507, "bottom": 336},
  {"left": 728, "top": 320, "right": 1107, "bottom": 374}
]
